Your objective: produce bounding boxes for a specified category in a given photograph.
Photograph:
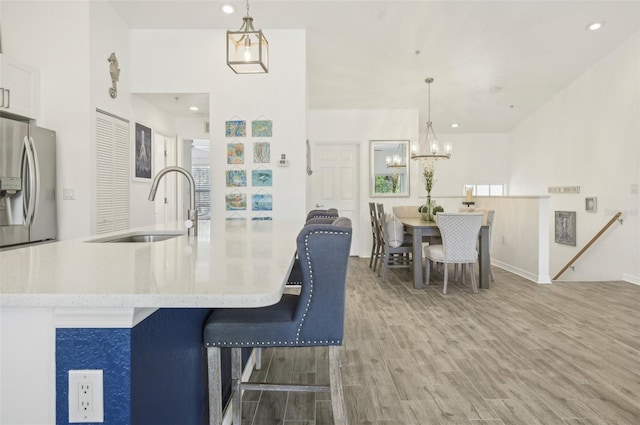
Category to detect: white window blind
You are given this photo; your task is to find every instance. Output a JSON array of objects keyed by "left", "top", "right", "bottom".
[{"left": 96, "top": 111, "right": 130, "bottom": 234}]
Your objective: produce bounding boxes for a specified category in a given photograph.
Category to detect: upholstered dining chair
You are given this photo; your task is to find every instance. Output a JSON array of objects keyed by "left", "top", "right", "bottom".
[
  {"left": 424, "top": 212, "right": 483, "bottom": 294},
  {"left": 456, "top": 208, "right": 496, "bottom": 283},
  {"left": 203, "top": 217, "right": 352, "bottom": 425},
  {"left": 376, "top": 203, "right": 412, "bottom": 282}
]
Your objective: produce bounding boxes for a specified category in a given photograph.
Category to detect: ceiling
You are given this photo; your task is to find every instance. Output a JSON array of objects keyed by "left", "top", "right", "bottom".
[{"left": 119, "top": 1, "right": 640, "bottom": 133}]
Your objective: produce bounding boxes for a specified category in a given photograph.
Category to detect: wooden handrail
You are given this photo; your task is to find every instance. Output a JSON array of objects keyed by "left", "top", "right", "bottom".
[{"left": 553, "top": 211, "right": 622, "bottom": 280}]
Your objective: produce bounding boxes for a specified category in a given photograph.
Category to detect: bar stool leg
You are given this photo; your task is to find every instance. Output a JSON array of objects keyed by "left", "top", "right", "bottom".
[
  {"left": 207, "top": 347, "right": 223, "bottom": 425},
  {"left": 231, "top": 348, "right": 243, "bottom": 424},
  {"left": 328, "top": 346, "right": 349, "bottom": 425},
  {"left": 254, "top": 347, "right": 262, "bottom": 370}
]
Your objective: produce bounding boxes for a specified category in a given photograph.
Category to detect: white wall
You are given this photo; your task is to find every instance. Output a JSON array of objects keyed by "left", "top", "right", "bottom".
[
  {"left": 473, "top": 196, "right": 551, "bottom": 283},
  {"left": 509, "top": 31, "right": 640, "bottom": 283},
  {"left": 308, "top": 110, "right": 510, "bottom": 256},
  {"left": 130, "top": 29, "right": 307, "bottom": 221}
]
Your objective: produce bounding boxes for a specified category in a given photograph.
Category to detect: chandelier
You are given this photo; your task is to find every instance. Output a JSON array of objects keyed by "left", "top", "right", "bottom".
[
  {"left": 386, "top": 144, "right": 406, "bottom": 168},
  {"left": 227, "top": 0, "right": 269, "bottom": 74},
  {"left": 411, "top": 78, "right": 452, "bottom": 160}
]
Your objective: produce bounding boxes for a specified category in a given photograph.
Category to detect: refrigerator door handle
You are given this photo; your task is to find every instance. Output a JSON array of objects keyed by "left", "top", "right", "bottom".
[
  {"left": 1, "top": 88, "right": 5, "bottom": 108},
  {"left": 22, "top": 136, "right": 39, "bottom": 226}
]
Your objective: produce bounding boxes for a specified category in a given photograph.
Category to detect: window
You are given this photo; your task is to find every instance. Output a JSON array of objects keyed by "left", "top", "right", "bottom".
[
  {"left": 463, "top": 184, "right": 505, "bottom": 196},
  {"left": 192, "top": 165, "right": 211, "bottom": 220}
]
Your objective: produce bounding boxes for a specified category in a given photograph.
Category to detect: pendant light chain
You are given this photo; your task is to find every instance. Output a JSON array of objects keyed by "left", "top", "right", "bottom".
[{"left": 426, "top": 78, "right": 439, "bottom": 143}]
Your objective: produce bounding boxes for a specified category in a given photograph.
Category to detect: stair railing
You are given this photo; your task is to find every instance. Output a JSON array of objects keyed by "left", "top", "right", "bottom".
[{"left": 553, "top": 211, "right": 623, "bottom": 281}]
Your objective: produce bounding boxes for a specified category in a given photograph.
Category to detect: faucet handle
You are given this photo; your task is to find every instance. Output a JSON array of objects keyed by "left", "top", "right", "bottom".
[{"left": 185, "top": 209, "right": 198, "bottom": 236}]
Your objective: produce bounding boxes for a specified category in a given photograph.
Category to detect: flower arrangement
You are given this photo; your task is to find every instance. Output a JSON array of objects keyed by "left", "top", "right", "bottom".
[
  {"left": 423, "top": 162, "right": 435, "bottom": 196},
  {"left": 420, "top": 162, "right": 438, "bottom": 221}
]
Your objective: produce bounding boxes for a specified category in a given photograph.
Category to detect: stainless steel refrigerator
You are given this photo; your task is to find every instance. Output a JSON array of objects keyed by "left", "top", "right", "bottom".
[{"left": 0, "top": 116, "right": 57, "bottom": 248}]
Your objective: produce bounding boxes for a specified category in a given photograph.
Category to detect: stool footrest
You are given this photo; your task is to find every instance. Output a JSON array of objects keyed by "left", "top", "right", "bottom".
[{"left": 241, "top": 382, "right": 331, "bottom": 393}]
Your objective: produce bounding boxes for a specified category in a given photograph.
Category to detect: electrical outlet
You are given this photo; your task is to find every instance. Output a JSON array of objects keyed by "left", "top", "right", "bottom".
[{"left": 69, "top": 370, "right": 104, "bottom": 423}]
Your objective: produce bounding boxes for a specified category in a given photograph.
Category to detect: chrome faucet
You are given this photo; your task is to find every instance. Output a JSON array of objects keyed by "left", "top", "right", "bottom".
[{"left": 148, "top": 166, "right": 198, "bottom": 236}]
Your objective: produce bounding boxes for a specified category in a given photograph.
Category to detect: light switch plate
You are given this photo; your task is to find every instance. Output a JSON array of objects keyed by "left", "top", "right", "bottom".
[{"left": 68, "top": 370, "right": 104, "bottom": 423}]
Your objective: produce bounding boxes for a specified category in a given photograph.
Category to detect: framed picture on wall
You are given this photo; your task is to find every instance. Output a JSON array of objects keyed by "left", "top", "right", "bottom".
[
  {"left": 585, "top": 197, "right": 597, "bottom": 213},
  {"left": 252, "top": 169, "right": 272, "bottom": 186},
  {"left": 555, "top": 211, "right": 576, "bottom": 246},
  {"left": 227, "top": 142, "right": 244, "bottom": 164},
  {"left": 134, "top": 123, "right": 153, "bottom": 180}
]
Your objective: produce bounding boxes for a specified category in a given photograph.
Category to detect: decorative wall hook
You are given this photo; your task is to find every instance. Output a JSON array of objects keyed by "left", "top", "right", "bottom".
[{"left": 108, "top": 53, "right": 120, "bottom": 98}]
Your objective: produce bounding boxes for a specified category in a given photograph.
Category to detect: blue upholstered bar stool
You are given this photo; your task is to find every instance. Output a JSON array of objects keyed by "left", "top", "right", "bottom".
[
  {"left": 204, "top": 218, "right": 353, "bottom": 425},
  {"left": 305, "top": 208, "right": 339, "bottom": 221},
  {"left": 251, "top": 215, "right": 341, "bottom": 370}
]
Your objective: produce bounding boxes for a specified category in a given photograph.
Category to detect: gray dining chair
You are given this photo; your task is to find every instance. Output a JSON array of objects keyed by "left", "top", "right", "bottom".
[
  {"left": 424, "top": 212, "right": 483, "bottom": 294},
  {"left": 203, "top": 217, "right": 352, "bottom": 425},
  {"left": 369, "top": 202, "right": 383, "bottom": 270},
  {"left": 376, "top": 203, "right": 412, "bottom": 282}
]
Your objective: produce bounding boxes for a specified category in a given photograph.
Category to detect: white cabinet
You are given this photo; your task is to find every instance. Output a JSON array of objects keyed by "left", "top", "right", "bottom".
[{"left": 0, "top": 54, "right": 40, "bottom": 120}]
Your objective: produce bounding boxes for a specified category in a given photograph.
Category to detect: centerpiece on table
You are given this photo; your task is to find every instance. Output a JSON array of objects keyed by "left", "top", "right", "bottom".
[{"left": 419, "top": 162, "right": 443, "bottom": 221}]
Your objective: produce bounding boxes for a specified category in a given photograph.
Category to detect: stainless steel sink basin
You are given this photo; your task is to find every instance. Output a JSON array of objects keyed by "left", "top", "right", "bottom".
[{"left": 87, "top": 231, "right": 184, "bottom": 243}]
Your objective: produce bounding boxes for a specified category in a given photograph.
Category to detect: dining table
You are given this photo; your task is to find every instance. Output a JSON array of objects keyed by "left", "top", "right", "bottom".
[{"left": 400, "top": 217, "right": 491, "bottom": 290}]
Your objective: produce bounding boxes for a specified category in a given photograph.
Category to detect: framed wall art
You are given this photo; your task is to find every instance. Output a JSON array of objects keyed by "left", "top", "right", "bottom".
[
  {"left": 251, "top": 119, "right": 272, "bottom": 137},
  {"left": 227, "top": 142, "right": 244, "bottom": 164},
  {"left": 252, "top": 193, "right": 272, "bottom": 211},
  {"left": 252, "top": 169, "right": 272, "bottom": 187},
  {"left": 134, "top": 123, "right": 153, "bottom": 180},
  {"left": 253, "top": 142, "right": 271, "bottom": 163},
  {"left": 225, "top": 170, "right": 247, "bottom": 187},
  {"left": 225, "top": 193, "right": 247, "bottom": 211},
  {"left": 555, "top": 211, "right": 576, "bottom": 246},
  {"left": 585, "top": 197, "right": 597, "bottom": 213},
  {"left": 225, "top": 120, "right": 246, "bottom": 138}
]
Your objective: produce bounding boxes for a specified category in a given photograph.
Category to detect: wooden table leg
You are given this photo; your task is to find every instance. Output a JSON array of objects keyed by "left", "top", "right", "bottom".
[
  {"left": 478, "top": 226, "right": 490, "bottom": 289},
  {"left": 413, "top": 227, "right": 423, "bottom": 289}
]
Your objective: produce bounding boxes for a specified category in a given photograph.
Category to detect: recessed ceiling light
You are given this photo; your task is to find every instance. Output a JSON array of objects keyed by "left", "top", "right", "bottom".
[
  {"left": 586, "top": 22, "right": 604, "bottom": 31},
  {"left": 450, "top": 123, "right": 459, "bottom": 128},
  {"left": 222, "top": 4, "right": 234, "bottom": 14},
  {"left": 189, "top": 106, "right": 199, "bottom": 111}
]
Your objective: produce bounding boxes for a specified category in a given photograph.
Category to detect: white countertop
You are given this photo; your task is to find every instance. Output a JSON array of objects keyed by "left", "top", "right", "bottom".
[{"left": 0, "top": 220, "right": 302, "bottom": 309}]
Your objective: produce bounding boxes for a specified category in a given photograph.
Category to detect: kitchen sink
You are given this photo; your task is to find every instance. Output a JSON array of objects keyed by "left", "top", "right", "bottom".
[{"left": 87, "top": 231, "right": 184, "bottom": 243}]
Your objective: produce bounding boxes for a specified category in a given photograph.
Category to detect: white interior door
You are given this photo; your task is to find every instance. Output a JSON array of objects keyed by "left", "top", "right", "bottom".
[
  {"left": 153, "top": 133, "right": 178, "bottom": 224},
  {"left": 309, "top": 142, "right": 360, "bottom": 255}
]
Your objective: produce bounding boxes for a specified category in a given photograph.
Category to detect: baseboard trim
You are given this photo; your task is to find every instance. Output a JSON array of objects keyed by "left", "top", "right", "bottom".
[
  {"left": 622, "top": 273, "right": 640, "bottom": 286},
  {"left": 492, "top": 260, "right": 551, "bottom": 284}
]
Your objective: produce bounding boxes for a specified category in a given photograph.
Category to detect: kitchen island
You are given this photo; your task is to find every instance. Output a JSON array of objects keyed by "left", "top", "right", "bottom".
[{"left": 0, "top": 219, "right": 301, "bottom": 425}]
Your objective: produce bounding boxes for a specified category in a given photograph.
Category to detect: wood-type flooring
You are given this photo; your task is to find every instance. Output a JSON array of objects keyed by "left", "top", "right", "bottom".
[{"left": 240, "top": 258, "right": 640, "bottom": 425}]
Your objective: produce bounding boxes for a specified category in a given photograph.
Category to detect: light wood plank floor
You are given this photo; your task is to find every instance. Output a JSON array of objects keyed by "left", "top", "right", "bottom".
[{"left": 241, "top": 258, "right": 640, "bottom": 425}]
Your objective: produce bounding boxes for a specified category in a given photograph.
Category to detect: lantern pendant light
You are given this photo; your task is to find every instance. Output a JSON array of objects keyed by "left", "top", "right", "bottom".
[{"left": 227, "top": 0, "right": 269, "bottom": 74}]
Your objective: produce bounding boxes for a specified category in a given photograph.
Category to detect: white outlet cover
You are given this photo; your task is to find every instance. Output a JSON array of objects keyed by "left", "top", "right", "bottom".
[{"left": 68, "top": 369, "right": 104, "bottom": 423}]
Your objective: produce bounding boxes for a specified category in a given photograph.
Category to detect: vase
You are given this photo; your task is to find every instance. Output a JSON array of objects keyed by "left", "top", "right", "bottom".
[{"left": 420, "top": 195, "right": 433, "bottom": 221}]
